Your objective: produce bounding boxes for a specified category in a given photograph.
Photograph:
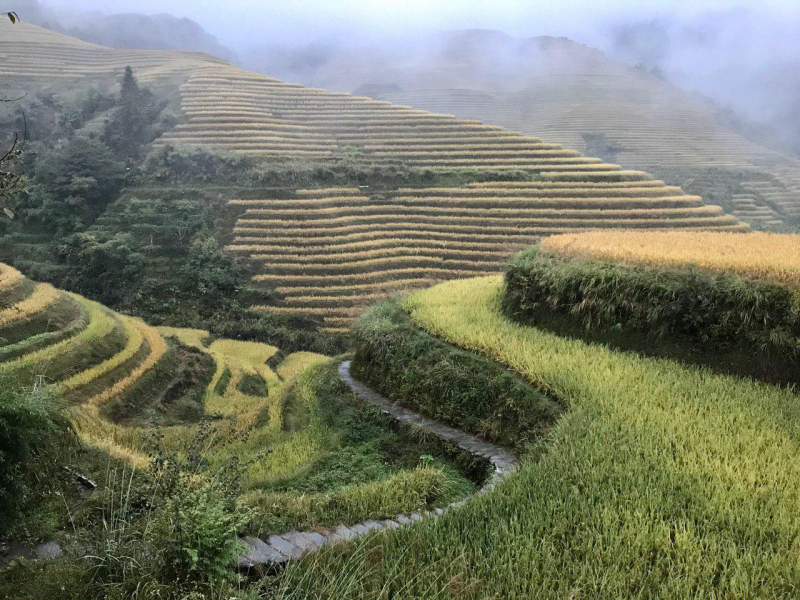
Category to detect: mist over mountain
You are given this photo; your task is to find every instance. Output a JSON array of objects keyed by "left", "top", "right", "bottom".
[
  {"left": 233, "top": 6, "right": 800, "bottom": 157},
  {"left": 605, "top": 7, "right": 800, "bottom": 155},
  {"left": 12, "top": 0, "right": 238, "bottom": 61}
]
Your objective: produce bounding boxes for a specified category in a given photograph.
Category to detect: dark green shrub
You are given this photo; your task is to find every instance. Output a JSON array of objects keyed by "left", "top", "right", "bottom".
[{"left": 351, "top": 301, "right": 562, "bottom": 451}]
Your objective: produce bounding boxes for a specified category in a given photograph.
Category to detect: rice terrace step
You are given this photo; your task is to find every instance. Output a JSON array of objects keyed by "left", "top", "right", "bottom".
[{"left": 237, "top": 360, "right": 518, "bottom": 568}]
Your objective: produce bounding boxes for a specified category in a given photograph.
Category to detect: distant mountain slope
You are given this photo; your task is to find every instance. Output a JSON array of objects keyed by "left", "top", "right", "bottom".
[
  {"left": 0, "top": 21, "right": 747, "bottom": 331},
  {"left": 271, "top": 30, "right": 800, "bottom": 230},
  {"left": 12, "top": 0, "right": 237, "bottom": 62}
]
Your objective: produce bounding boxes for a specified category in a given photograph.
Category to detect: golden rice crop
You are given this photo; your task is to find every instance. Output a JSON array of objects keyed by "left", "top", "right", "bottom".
[
  {"left": 386, "top": 196, "right": 702, "bottom": 207},
  {"left": 86, "top": 319, "right": 168, "bottom": 406},
  {"left": 370, "top": 150, "right": 581, "bottom": 158},
  {"left": 58, "top": 315, "right": 145, "bottom": 392},
  {"left": 365, "top": 141, "right": 556, "bottom": 149},
  {"left": 285, "top": 293, "right": 389, "bottom": 306},
  {"left": 233, "top": 228, "right": 549, "bottom": 243},
  {"left": 468, "top": 181, "right": 666, "bottom": 188},
  {"left": 541, "top": 231, "right": 800, "bottom": 287},
  {"left": 0, "top": 295, "right": 116, "bottom": 372},
  {"left": 0, "top": 283, "right": 58, "bottom": 327},
  {"left": 164, "top": 128, "right": 328, "bottom": 137},
  {"left": 362, "top": 135, "right": 532, "bottom": 144},
  {"left": 370, "top": 276, "right": 800, "bottom": 597},
  {"left": 541, "top": 170, "right": 645, "bottom": 179},
  {"left": 228, "top": 197, "right": 367, "bottom": 208},
  {"left": 156, "top": 326, "right": 210, "bottom": 348},
  {"left": 250, "top": 247, "right": 511, "bottom": 263},
  {"left": 275, "top": 352, "right": 329, "bottom": 382},
  {"left": 242, "top": 205, "right": 721, "bottom": 220},
  {"left": 275, "top": 279, "right": 437, "bottom": 296},
  {"left": 207, "top": 338, "right": 279, "bottom": 368},
  {"left": 331, "top": 131, "right": 514, "bottom": 140},
  {"left": 237, "top": 213, "right": 736, "bottom": 229},
  {"left": 228, "top": 238, "right": 514, "bottom": 254},
  {"left": 0, "top": 264, "right": 24, "bottom": 292},
  {"left": 295, "top": 187, "right": 363, "bottom": 196},
  {"left": 398, "top": 185, "right": 683, "bottom": 196},
  {"left": 253, "top": 268, "right": 491, "bottom": 284},
  {"left": 252, "top": 255, "right": 501, "bottom": 270}
]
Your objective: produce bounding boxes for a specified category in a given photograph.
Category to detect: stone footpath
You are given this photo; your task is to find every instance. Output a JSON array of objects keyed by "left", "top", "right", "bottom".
[{"left": 238, "top": 360, "right": 519, "bottom": 568}]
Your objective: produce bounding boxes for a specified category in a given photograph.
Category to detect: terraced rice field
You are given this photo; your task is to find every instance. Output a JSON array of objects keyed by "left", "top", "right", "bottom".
[
  {"left": 0, "top": 20, "right": 224, "bottom": 84},
  {"left": 152, "top": 64, "right": 644, "bottom": 172},
  {"left": 0, "top": 262, "right": 327, "bottom": 480},
  {"left": 541, "top": 230, "right": 800, "bottom": 287},
  {"left": 314, "top": 35, "right": 800, "bottom": 226},
  {"left": 1, "top": 264, "right": 483, "bottom": 539},
  {"left": 227, "top": 181, "right": 747, "bottom": 331},
  {"left": 0, "top": 22, "right": 753, "bottom": 331}
]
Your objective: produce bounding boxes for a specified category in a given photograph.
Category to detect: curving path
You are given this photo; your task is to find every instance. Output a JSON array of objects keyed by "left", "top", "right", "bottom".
[{"left": 238, "top": 360, "right": 518, "bottom": 568}]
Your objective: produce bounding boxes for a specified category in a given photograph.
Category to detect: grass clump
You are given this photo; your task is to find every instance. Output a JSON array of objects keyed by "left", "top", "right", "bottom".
[
  {"left": 0, "top": 431, "right": 254, "bottom": 600},
  {"left": 0, "top": 376, "right": 72, "bottom": 536},
  {"left": 351, "top": 300, "right": 562, "bottom": 451}
]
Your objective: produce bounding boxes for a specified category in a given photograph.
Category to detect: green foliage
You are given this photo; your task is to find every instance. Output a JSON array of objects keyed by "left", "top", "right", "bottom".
[
  {"left": 56, "top": 86, "right": 115, "bottom": 132},
  {"left": 238, "top": 372, "right": 268, "bottom": 397},
  {"left": 581, "top": 132, "right": 626, "bottom": 163},
  {"left": 503, "top": 246, "right": 800, "bottom": 385},
  {"left": 351, "top": 300, "right": 562, "bottom": 451},
  {"left": 146, "top": 431, "right": 252, "bottom": 586},
  {"left": 182, "top": 235, "right": 241, "bottom": 309},
  {"left": 5, "top": 428, "right": 255, "bottom": 600},
  {"left": 246, "top": 362, "right": 474, "bottom": 533},
  {"left": 245, "top": 467, "right": 446, "bottom": 534},
  {"left": 23, "top": 137, "right": 124, "bottom": 232},
  {"left": 0, "top": 140, "right": 24, "bottom": 220},
  {"left": 55, "top": 232, "right": 144, "bottom": 306},
  {"left": 204, "top": 309, "right": 348, "bottom": 355},
  {"left": 140, "top": 144, "right": 536, "bottom": 188},
  {"left": 263, "top": 276, "right": 800, "bottom": 598},
  {"left": 0, "top": 377, "right": 71, "bottom": 535}
]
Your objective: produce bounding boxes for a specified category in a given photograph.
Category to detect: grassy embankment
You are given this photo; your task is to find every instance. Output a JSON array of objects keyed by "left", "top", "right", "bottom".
[
  {"left": 267, "top": 274, "right": 800, "bottom": 599},
  {"left": 503, "top": 232, "right": 800, "bottom": 386}
]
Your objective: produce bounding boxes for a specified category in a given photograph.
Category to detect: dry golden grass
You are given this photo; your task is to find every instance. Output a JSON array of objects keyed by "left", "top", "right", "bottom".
[{"left": 542, "top": 231, "right": 800, "bottom": 287}]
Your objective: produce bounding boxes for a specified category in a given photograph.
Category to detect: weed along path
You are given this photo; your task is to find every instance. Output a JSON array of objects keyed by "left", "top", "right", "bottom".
[{"left": 237, "top": 360, "right": 518, "bottom": 568}]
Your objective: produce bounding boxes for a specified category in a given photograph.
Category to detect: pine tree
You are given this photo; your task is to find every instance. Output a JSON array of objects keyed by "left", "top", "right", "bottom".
[{"left": 104, "top": 66, "right": 153, "bottom": 161}]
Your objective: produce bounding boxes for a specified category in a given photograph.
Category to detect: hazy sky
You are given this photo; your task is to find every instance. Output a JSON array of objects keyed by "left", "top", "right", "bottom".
[{"left": 56, "top": 0, "right": 798, "bottom": 47}]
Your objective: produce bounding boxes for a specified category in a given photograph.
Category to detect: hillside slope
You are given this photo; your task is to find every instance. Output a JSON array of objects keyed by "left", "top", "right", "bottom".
[
  {"left": 0, "top": 19, "right": 226, "bottom": 84},
  {"left": 281, "top": 31, "right": 800, "bottom": 230},
  {"left": 0, "top": 21, "right": 747, "bottom": 331}
]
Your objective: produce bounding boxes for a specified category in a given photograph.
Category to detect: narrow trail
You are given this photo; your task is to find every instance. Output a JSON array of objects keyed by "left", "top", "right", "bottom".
[{"left": 237, "top": 360, "right": 518, "bottom": 568}]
